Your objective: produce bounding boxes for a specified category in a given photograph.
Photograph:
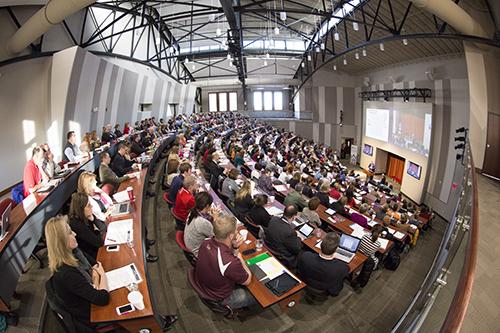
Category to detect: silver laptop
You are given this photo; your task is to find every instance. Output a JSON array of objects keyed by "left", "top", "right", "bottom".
[
  {"left": 335, "top": 233, "right": 361, "bottom": 263},
  {"left": 0, "top": 203, "right": 12, "bottom": 241},
  {"left": 111, "top": 202, "right": 130, "bottom": 216},
  {"left": 292, "top": 215, "right": 307, "bottom": 228}
]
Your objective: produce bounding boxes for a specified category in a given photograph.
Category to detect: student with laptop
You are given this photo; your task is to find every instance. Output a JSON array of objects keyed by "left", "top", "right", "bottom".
[
  {"left": 98, "top": 151, "right": 136, "bottom": 193},
  {"left": 298, "top": 232, "right": 350, "bottom": 297},
  {"left": 265, "top": 206, "right": 303, "bottom": 269},
  {"left": 358, "top": 224, "right": 383, "bottom": 270}
]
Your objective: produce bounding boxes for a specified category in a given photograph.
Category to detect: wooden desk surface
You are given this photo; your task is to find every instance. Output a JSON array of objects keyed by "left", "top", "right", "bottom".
[{"left": 237, "top": 225, "right": 306, "bottom": 308}]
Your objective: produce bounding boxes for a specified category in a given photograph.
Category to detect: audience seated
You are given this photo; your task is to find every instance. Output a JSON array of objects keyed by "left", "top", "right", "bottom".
[
  {"left": 68, "top": 192, "right": 105, "bottom": 259},
  {"left": 249, "top": 194, "right": 272, "bottom": 228},
  {"left": 63, "top": 131, "right": 82, "bottom": 162},
  {"left": 234, "top": 181, "right": 254, "bottom": 217},
  {"left": 40, "top": 143, "right": 61, "bottom": 178},
  {"left": 131, "top": 134, "right": 148, "bottom": 156},
  {"left": 350, "top": 203, "right": 369, "bottom": 229},
  {"left": 284, "top": 183, "right": 308, "bottom": 212},
  {"left": 45, "top": 216, "right": 109, "bottom": 329},
  {"left": 165, "top": 159, "right": 180, "bottom": 187},
  {"left": 358, "top": 224, "right": 382, "bottom": 270},
  {"left": 375, "top": 204, "right": 390, "bottom": 221},
  {"left": 315, "top": 182, "right": 330, "bottom": 208},
  {"left": 78, "top": 171, "right": 114, "bottom": 222},
  {"left": 298, "top": 232, "right": 350, "bottom": 297},
  {"left": 221, "top": 169, "right": 239, "bottom": 202},
  {"left": 251, "top": 163, "right": 263, "bottom": 181},
  {"left": 301, "top": 177, "right": 314, "bottom": 198},
  {"left": 329, "top": 183, "right": 342, "bottom": 200},
  {"left": 288, "top": 172, "right": 301, "bottom": 189},
  {"left": 300, "top": 197, "right": 322, "bottom": 228},
  {"left": 80, "top": 133, "right": 91, "bottom": 154},
  {"left": 184, "top": 192, "right": 219, "bottom": 257},
  {"left": 99, "top": 152, "right": 135, "bottom": 193},
  {"left": 23, "top": 146, "right": 49, "bottom": 197},
  {"left": 257, "top": 169, "right": 274, "bottom": 196},
  {"left": 195, "top": 215, "right": 256, "bottom": 309},
  {"left": 170, "top": 163, "right": 192, "bottom": 206},
  {"left": 208, "top": 152, "right": 225, "bottom": 191},
  {"left": 265, "top": 206, "right": 303, "bottom": 269},
  {"left": 174, "top": 175, "right": 197, "bottom": 222},
  {"left": 112, "top": 143, "right": 137, "bottom": 177}
]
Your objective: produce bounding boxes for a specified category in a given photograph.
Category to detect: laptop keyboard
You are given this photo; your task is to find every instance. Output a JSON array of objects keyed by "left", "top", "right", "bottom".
[{"left": 337, "top": 248, "right": 351, "bottom": 257}]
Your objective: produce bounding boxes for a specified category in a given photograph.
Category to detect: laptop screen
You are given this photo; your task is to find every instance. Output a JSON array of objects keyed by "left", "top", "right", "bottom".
[
  {"left": 1, "top": 203, "right": 12, "bottom": 237},
  {"left": 340, "top": 234, "right": 360, "bottom": 252}
]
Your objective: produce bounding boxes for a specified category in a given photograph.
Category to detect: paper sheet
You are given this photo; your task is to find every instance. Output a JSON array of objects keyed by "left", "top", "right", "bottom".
[
  {"left": 104, "top": 219, "right": 133, "bottom": 245},
  {"left": 265, "top": 206, "right": 283, "bottom": 216},
  {"left": 273, "top": 185, "right": 287, "bottom": 192},
  {"left": 394, "top": 231, "right": 405, "bottom": 239},
  {"left": 105, "top": 263, "right": 143, "bottom": 291},
  {"left": 379, "top": 238, "right": 389, "bottom": 250},
  {"left": 387, "top": 228, "right": 396, "bottom": 235},
  {"left": 113, "top": 190, "right": 131, "bottom": 203}
]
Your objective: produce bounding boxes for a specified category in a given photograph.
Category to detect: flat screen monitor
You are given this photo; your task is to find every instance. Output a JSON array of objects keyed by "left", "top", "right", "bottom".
[
  {"left": 407, "top": 161, "right": 422, "bottom": 180},
  {"left": 363, "top": 143, "right": 373, "bottom": 156}
]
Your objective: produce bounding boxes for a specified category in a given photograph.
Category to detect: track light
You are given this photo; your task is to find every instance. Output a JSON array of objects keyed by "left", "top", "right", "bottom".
[
  {"left": 362, "top": 49, "right": 367, "bottom": 56},
  {"left": 343, "top": 58, "right": 347, "bottom": 65},
  {"left": 227, "top": 53, "right": 231, "bottom": 60},
  {"left": 307, "top": 54, "right": 311, "bottom": 61},
  {"left": 333, "top": 65, "right": 337, "bottom": 70},
  {"left": 384, "top": 97, "right": 389, "bottom": 102},
  {"left": 301, "top": 62, "right": 305, "bottom": 68},
  {"left": 334, "top": 32, "right": 340, "bottom": 41},
  {"left": 456, "top": 154, "right": 463, "bottom": 160},
  {"left": 353, "top": 22, "right": 359, "bottom": 31},
  {"left": 321, "top": 43, "right": 325, "bottom": 50},
  {"left": 264, "top": 60, "right": 268, "bottom": 66},
  {"left": 380, "top": 43, "right": 384, "bottom": 51},
  {"left": 184, "top": 58, "right": 189, "bottom": 64},
  {"left": 266, "top": 53, "right": 270, "bottom": 59},
  {"left": 316, "top": 46, "right": 320, "bottom": 52},
  {"left": 403, "top": 39, "right": 408, "bottom": 45},
  {"left": 355, "top": 52, "right": 359, "bottom": 59}
]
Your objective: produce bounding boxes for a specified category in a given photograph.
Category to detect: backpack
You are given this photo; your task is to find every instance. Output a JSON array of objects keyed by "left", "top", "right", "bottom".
[
  {"left": 385, "top": 249, "right": 401, "bottom": 271},
  {"left": 410, "top": 229, "right": 419, "bottom": 246}
]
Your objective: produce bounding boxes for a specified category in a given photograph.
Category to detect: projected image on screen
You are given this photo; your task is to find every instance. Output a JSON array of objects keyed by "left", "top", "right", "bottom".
[
  {"left": 366, "top": 109, "right": 390, "bottom": 142},
  {"left": 363, "top": 144, "right": 373, "bottom": 156},
  {"left": 407, "top": 161, "right": 422, "bottom": 180},
  {"left": 391, "top": 110, "right": 432, "bottom": 157}
]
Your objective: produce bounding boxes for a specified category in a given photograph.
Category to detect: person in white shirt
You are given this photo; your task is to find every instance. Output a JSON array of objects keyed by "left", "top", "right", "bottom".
[{"left": 63, "top": 131, "right": 82, "bottom": 162}]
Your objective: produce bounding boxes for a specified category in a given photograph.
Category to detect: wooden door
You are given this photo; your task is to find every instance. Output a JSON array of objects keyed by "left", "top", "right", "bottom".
[{"left": 482, "top": 113, "right": 500, "bottom": 179}]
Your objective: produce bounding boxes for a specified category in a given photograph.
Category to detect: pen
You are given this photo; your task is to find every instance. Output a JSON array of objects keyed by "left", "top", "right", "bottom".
[
  {"left": 107, "top": 238, "right": 116, "bottom": 242},
  {"left": 130, "top": 264, "right": 140, "bottom": 281}
]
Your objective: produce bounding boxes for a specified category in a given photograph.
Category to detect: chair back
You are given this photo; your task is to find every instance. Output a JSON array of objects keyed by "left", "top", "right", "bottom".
[
  {"left": 58, "top": 160, "right": 69, "bottom": 169},
  {"left": 0, "top": 198, "right": 16, "bottom": 215},
  {"left": 171, "top": 207, "right": 186, "bottom": 231},
  {"left": 175, "top": 231, "right": 197, "bottom": 267},
  {"left": 217, "top": 189, "right": 229, "bottom": 204},
  {"left": 130, "top": 152, "right": 137, "bottom": 159},
  {"left": 11, "top": 184, "right": 24, "bottom": 204},
  {"left": 163, "top": 193, "right": 174, "bottom": 208},
  {"left": 225, "top": 200, "right": 241, "bottom": 220},
  {"left": 187, "top": 269, "right": 232, "bottom": 317},
  {"left": 101, "top": 184, "right": 115, "bottom": 196},
  {"left": 244, "top": 217, "right": 262, "bottom": 239}
]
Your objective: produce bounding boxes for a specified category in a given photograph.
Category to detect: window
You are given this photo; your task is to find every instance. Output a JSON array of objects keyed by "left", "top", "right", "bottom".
[
  {"left": 229, "top": 92, "right": 237, "bottom": 111},
  {"left": 264, "top": 92, "right": 273, "bottom": 110},
  {"left": 254, "top": 91, "right": 262, "bottom": 110},
  {"left": 209, "top": 93, "right": 217, "bottom": 112},
  {"left": 274, "top": 92, "right": 283, "bottom": 110},
  {"left": 253, "top": 91, "right": 284, "bottom": 111},
  {"left": 219, "top": 93, "right": 227, "bottom": 111},
  {"left": 208, "top": 92, "right": 237, "bottom": 112}
]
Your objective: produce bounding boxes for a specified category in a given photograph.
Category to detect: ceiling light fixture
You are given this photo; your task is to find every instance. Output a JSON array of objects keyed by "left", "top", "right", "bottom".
[
  {"left": 334, "top": 32, "right": 340, "bottom": 41},
  {"left": 403, "top": 38, "right": 408, "bottom": 45},
  {"left": 316, "top": 46, "right": 320, "bottom": 52},
  {"left": 353, "top": 22, "right": 359, "bottom": 31},
  {"left": 380, "top": 43, "right": 385, "bottom": 51},
  {"left": 184, "top": 58, "right": 189, "bottom": 64},
  {"left": 333, "top": 65, "right": 337, "bottom": 70},
  {"left": 301, "top": 62, "right": 305, "bottom": 68},
  {"left": 307, "top": 54, "right": 311, "bottom": 61},
  {"left": 362, "top": 49, "right": 367, "bottom": 56},
  {"left": 264, "top": 60, "right": 268, "bottom": 66},
  {"left": 280, "top": 12, "right": 287, "bottom": 21},
  {"left": 274, "top": 27, "right": 280, "bottom": 35},
  {"left": 343, "top": 58, "right": 347, "bottom": 65},
  {"left": 355, "top": 52, "right": 359, "bottom": 59},
  {"left": 227, "top": 53, "right": 231, "bottom": 60},
  {"left": 320, "top": 43, "right": 325, "bottom": 50},
  {"left": 216, "top": 28, "right": 221, "bottom": 37}
]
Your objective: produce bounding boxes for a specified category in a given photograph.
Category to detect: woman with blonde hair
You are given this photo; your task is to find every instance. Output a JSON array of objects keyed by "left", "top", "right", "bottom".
[
  {"left": 234, "top": 180, "right": 253, "bottom": 216},
  {"left": 165, "top": 159, "right": 180, "bottom": 187},
  {"left": 78, "top": 171, "right": 114, "bottom": 221},
  {"left": 123, "top": 121, "right": 132, "bottom": 135},
  {"left": 315, "top": 182, "right": 330, "bottom": 207},
  {"left": 45, "top": 215, "right": 109, "bottom": 328},
  {"left": 80, "top": 132, "right": 91, "bottom": 153},
  {"left": 90, "top": 130, "right": 101, "bottom": 148}
]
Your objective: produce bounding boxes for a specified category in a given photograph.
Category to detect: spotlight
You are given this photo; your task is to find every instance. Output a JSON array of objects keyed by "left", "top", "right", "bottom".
[
  {"left": 403, "top": 39, "right": 408, "bottom": 45},
  {"left": 353, "top": 22, "right": 359, "bottom": 31},
  {"left": 334, "top": 32, "right": 340, "bottom": 41},
  {"left": 355, "top": 52, "right": 359, "bottom": 59},
  {"left": 333, "top": 65, "right": 337, "bottom": 70},
  {"left": 320, "top": 43, "right": 325, "bottom": 50},
  {"left": 455, "top": 143, "right": 465, "bottom": 149},
  {"left": 343, "top": 59, "right": 347, "bottom": 65},
  {"left": 404, "top": 97, "right": 409, "bottom": 102},
  {"left": 454, "top": 136, "right": 466, "bottom": 142},
  {"left": 301, "top": 62, "right": 305, "bottom": 68},
  {"left": 362, "top": 49, "right": 367, "bottom": 56},
  {"left": 380, "top": 43, "right": 384, "bottom": 51},
  {"left": 307, "top": 54, "right": 311, "bottom": 61},
  {"left": 456, "top": 127, "right": 466, "bottom": 133}
]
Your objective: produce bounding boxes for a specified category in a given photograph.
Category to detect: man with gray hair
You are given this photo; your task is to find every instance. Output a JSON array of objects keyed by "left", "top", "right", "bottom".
[
  {"left": 196, "top": 216, "right": 257, "bottom": 309},
  {"left": 298, "top": 232, "right": 350, "bottom": 297},
  {"left": 283, "top": 182, "right": 308, "bottom": 211}
]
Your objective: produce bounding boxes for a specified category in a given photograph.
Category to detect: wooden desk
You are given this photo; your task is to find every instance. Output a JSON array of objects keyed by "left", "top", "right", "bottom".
[
  {"left": 91, "top": 165, "right": 163, "bottom": 332},
  {"left": 237, "top": 225, "right": 306, "bottom": 312}
]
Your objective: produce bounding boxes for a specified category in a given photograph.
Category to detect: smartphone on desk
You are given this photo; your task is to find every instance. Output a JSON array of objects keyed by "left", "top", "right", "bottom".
[
  {"left": 242, "top": 248, "right": 256, "bottom": 256},
  {"left": 116, "top": 304, "right": 135, "bottom": 315},
  {"left": 107, "top": 245, "right": 120, "bottom": 252}
]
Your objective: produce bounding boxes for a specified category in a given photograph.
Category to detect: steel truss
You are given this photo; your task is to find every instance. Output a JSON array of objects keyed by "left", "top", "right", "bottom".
[{"left": 359, "top": 88, "right": 432, "bottom": 102}]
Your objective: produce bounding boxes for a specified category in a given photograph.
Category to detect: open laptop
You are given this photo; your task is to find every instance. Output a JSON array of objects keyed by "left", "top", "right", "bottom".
[
  {"left": 296, "top": 223, "right": 315, "bottom": 239},
  {"left": 334, "top": 233, "right": 361, "bottom": 263},
  {"left": 292, "top": 215, "right": 307, "bottom": 228},
  {"left": 111, "top": 202, "right": 131, "bottom": 216},
  {"left": 52, "top": 169, "right": 71, "bottom": 179},
  {"left": 0, "top": 203, "right": 12, "bottom": 241}
]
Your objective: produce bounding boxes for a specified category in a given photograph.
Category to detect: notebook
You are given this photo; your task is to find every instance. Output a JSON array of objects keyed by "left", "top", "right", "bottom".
[
  {"left": 335, "top": 233, "right": 361, "bottom": 263},
  {"left": 0, "top": 203, "right": 12, "bottom": 241}
]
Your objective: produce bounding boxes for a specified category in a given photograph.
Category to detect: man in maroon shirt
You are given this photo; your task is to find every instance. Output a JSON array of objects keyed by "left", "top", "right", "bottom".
[
  {"left": 23, "top": 146, "right": 49, "bottom": 197},
  {"left": 195, "top": 215, "right": 256, "bottom": 309},
  {"left": 173, "top": 175, "right": 197, "bottom": 221}
]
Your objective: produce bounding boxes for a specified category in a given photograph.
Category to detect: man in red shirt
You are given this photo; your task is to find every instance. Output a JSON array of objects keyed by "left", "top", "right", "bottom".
[
  {"left": 173, "top": 175, "right": 197, "bottom": 221},
  {"left": 195, "top": 215, "right": 256, "bottom": 309},
  {"left": 23, "top": 146, "right": 49, "bottom": 197}
]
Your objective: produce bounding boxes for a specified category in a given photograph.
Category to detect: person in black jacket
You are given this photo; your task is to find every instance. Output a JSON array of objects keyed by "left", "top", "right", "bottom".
[
  {"left": 234, "top": 181, "right": 254, "bottom": 217},
  {"left": 209, "top": 152, "right": 225, "bottom": 191},
  {"left": 298, "top": 232, "right": 349, "bottom": 297},
  {"left": 101, "top": 124, "right": 116, "bottom": 143},
  {"left": 265, "top": 205, "right": 302, "bottom": 269},
  {"left": 45, "top": 215, "right": 110, "bottom": 328},
  {"left": 114, "top": 124, "right": 123, "bottom": 138},
  {"left": 249, "top": 194, "right": 271, "bottom": 228},
  {"left": 130, "top": 134, "right": 148, "bottom": 156},
  {"left": 68, "top": 192, "right": 105, "bottom": 259},
  {"left": 112, "top": 143, "right": 137, "bottom": 177}
]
